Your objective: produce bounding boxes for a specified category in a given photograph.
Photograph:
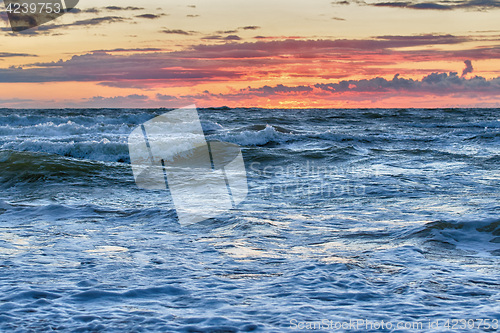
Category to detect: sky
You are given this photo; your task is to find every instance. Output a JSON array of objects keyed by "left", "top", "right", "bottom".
[{"left": 0, "top": 0, "right": 499, "bottom": 108}]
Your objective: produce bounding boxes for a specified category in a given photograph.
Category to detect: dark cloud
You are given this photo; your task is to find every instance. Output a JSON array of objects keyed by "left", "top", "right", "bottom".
[
  {"left": 0, "top": 51, "right": 246, "bottom": 86},
  {"left": 0, "top": 52, "right": 37, "bottom": 58},
  {"left": 0, "top": 15, "right": 127, "bottom": 35},
  {"left": 105, "top": 6, "right": 144, "bottom": 11},
  {"left": 372, "top": 1, "right": 408, "bottom": 7},
  {"left": 462, "top": 60, "right": 474, "bottom": 77},
  {"left": 154, "top": 73, "right": 500, "bottom": 106},
  {"left": 92, "top": 94, "right": 148, "bottom": 101},
  {"left": 0, "top": 98, "right": 36, "bottom": 108},
  {"left": 241, "top": 26, "right": 261, "bottom": 30},
  {"left": 444, "top": 46, "right": 500, "bottom": 60},
  {"left": 216, "top": 30, "right": 238, "bottom": 34},
  {"left": 66, "top": 6, "right": 144, "bottom": 14},
  {"left": 187, "top": 15, "right": 200, "bottom": 17},
  {"left": 332, "top": 17, "right": 346, "bottom": 20},
  {"left": 252, "top": 35, "right": 304, "bottom": 40},
  {"left": 188, "top": 35, "right": 469, "bottom": 59},
  {"left": 331, "top": 0, "right": 366, "bottom": 4},
  {"left": 78, "top": 8, "right": 100, "bottom": 14},
  {"left": 95, "top": 81, "right": 151, "bottom": 89},
  {"left": 334, "top": 0, "right": 500, "bottom": 10},
  {"left": 91, "top": 48, "right": 163, "bottom": 53},
  {"left": 202, "top": 35, "right": 242, "bottom": 40},
  {"left": 136, "top": 14, "right": 163, "bottom": 19},
  {"left": 313, "top": 72, "right": 500, "bottom": 94},
  {"left": 161, "top": 29, "right": 192, "bottom": 35},
  {"left": 374, "top": 34, "right": 466, "bottom": 45},
  {"left": 373, "top": 1, "right": 452, "bottom": 9},
  {"left": 248, "top": 84, "right": 313, "bottom": 94},
  {"left": 200, "top": 73, "right": 500, "bottom": 102},
  {"left": 202, "top": 35, "right": 224, "bottom": 40},
  {"left": 0, "top": 39, "right": 496, "bottom": 90},
  {"left": 0, "top": 51, "right": 243, "bottom": 84},
  {"left": 225, "top": 35, "right": 242, "bottom": 40},
  {"left": 156, "top": 94, "right": 181, "bottom": 101},
  {"left": 69, "top": 16, "right": 126, "bottom": 27},
  {"left": 410, "top": 3, "right": 452, "bottom": 9},
  {"left": 82, "top": 94, "right": 150, "bottom": 108}
]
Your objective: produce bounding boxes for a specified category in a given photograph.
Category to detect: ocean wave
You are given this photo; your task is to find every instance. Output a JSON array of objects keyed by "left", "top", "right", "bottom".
[
  {"left": 0, "top": 150, "right": 129, "bottom": 189},
  {"left": 0, "top": 138, "right": 130, "bottom": 163},
  {"left": 0, "top": 199, "right": 177, "bottom": 224},
  {"left": 314, "top": 130, "right": 377, "bottom": 144},
  {"left": 408, "top": 219, "right": 500, "bottom": 256},
  {"left": 0, "top": 111, "right": 158, "bottom": 127},
  {"left": 0, "top": 121, "right": 134, "bottom": 137},
  {"left": 464, "top": 131, "right": 500, "bottom": 142},
  {"left": 200, "top": 120, "right": 224, "bottom": 133},
  {"left": 218, "top": 124, "right": 297, "bottom": 146}
]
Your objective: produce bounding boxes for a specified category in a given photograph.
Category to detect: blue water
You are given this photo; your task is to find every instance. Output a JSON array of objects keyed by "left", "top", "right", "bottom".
[{"left": 0, "top": 108, "right": 499, "bottom": 332}]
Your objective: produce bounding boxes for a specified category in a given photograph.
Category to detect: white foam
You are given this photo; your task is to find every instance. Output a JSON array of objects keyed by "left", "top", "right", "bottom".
[{"left": 219, "top": 125, "right": 295, "bottom": 146}]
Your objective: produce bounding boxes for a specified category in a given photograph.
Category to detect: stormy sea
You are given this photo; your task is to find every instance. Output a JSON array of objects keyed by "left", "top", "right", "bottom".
[{"left": 0, "top": 107, "right": 498, "bottom": 332}]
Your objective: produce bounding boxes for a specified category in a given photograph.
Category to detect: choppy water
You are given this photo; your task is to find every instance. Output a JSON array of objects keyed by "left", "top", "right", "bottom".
[{"left": 0, "top": 108, "right": 499, "bottom": 332}]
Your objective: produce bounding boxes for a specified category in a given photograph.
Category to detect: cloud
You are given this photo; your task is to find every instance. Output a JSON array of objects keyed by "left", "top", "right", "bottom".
[
  {"left": 66, "top": 6, "right": 144, "bottom": 14},
  {"left": 54, "top": 7, "right": 98, "bottom": 15},
  {"left": 184, "top": 73, "right": 500, "bottom": 106},
  {"left": 146, "top": 72, "right": 500, "bottom": 108},
  {"left": 0, "top": 52, "right": 37, "bottom": 58},
  {"left": 161, "top": 29, "right": 192, "bottom": 35},
  {"left": 212, "top": 72, "right": 500, "bottom": 97},
  {"left": 69, "top": 16, "right": 127, "bottom": 26},
  {"left": 311, "top": 72, "right": 500, "bottom": 97},
  {"left": 0, "top": 98, "right": 36, "bottom": 106},
  {"left": 0, "top": 52, "right": 237, "bottom": 84},
  {"left": 225, "top": 35, "right": 242, "bottom": 40},
  {"left": 91, "top": 94, "right": 148, "bottom": 101},
  {"left": 193, "top": 72, "right": 499, "bottom": 96},
  {"left": 331, "top": 0, "right": 365, "bottom": 4},
  {"left": 0, "top": 38, "right": 496, "bottom": 90},
  {"left": 81, "top": 94, "right": 151, "bottom": 108},
  {"left": 187, "top": 35, "right": 469, "bottom": 60},
  {"left": 461, "top": 60, "right": 474, "bottom": 77},
  {"left": 247, "top": 84, "right": 313, "bottom": 94},
  {"left": 104, "top": 6, "right": 144, "bottom": 11},
  {"left": 332, "top": 0, "right": 500, "bottom": 10},
  {"left": 156, "top": 93, "right": 181, "bottom": 101},
  {"left": 4, "top": 72, "right": 500, "bottom": 109},
  {"left": 201, "top": 35, "right": 224, "bottom": 40},
  {"left": 216, "top": 30, "right": 238, "bottom": 34},
  {"left": 0, "top": 15, "right": 128, "bottom": 35},
  {"left": 253, "top": 35, "right": 305, "bottom": 40},
  {"left": 241, "top": 26, "right": 261, "bottom": 30},
  {"left": 202, "top": 35, "right": 242, "bottom": 41},
  {"left": 91, "top": 48, "right": 163, "bottom": 53},
  {"left": 136, "top": 14, "right": 164, "bottom": 19},
  {"left": 373, "top": 2, "right": 452, "bottom": 9}
]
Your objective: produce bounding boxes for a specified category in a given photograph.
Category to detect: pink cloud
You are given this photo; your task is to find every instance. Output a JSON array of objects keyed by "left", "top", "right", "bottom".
[{"left": 0, "top": 37, "right": 498, "bottom": 95}]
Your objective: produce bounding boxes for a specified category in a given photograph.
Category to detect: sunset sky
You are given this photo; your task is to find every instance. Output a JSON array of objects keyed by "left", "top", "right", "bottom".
[{"left": 0, "top": 0, "right": 499, "bottom": 108}]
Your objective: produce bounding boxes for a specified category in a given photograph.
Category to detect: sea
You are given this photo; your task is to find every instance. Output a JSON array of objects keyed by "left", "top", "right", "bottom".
[{"left": 0, "top": 107, "right": 498, "bottom": 332}]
